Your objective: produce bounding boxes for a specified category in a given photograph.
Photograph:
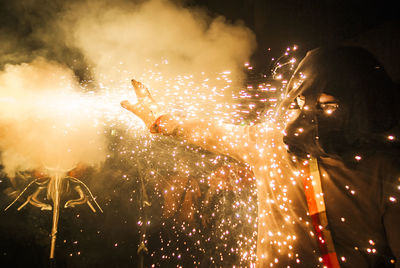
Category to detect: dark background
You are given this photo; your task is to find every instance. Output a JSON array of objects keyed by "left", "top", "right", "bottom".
[
  {"left": 0, "top": 1, "right": 399, "bottom": 267},
  {"left": 190, "top": 0, "right": 400, "bottom": 81}
]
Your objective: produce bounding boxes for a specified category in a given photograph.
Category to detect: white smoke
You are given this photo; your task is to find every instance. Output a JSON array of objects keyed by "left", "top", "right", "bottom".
[
  {"left": 0, "top": 58, "right": 107, "bottom": 175},
  {"left": 61, "top": 0, "right": 256, "bottom": 109},
  {"left": 0, "top": 0, "right": 256, "bottom": 175}
]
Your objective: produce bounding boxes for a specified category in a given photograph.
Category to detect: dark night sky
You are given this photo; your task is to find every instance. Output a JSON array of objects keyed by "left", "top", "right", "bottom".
[{"left": 191, "top": 0, "right": 399, "bottom": 74}]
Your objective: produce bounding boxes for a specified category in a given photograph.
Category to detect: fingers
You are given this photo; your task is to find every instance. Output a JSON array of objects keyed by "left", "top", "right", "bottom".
[
  {"left": 131, "top": 79, "right": 144, "bottom": 90},
  {"left": 120, "top": 100, "right": 136, "bottom": 113},
  {"left": 122, "top": 79, "right": 160, "bottom": 127},
  {"left": 121, "top": 100, "right": 156, "bottom": 127},
  {"left": 120, "top": 100, "right": 131, "bottom": 109},
  {"left": 131, "top": 79, "right": 151, "bottom": 100},
  {"left": 121, "top": 100, "right": 141, "bottom": 115}
]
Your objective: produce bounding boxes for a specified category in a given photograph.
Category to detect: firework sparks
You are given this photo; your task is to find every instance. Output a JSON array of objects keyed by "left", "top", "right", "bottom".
[{"left": 0, "top": 54, "right": 263, "bottom": 266}]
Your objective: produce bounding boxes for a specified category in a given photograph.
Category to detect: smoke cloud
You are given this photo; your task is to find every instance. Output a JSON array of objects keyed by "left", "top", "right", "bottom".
[
  {"left": 0, "top": 0, "right": 92, "bottom": 81},
  {"left": 0, "top": 58, "right": 107, "bottom": 175},
  {"left": 60, "top": 0, "right": 256, "bottom": 112},
  {"left": 0, "top": 0, "right": 256, "bottom": 175},
  {"left": 63, "top": 0, "right": 255, "bottom": 83}
]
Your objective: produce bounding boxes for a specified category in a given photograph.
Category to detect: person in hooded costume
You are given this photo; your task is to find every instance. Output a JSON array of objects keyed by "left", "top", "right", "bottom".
[
  {"left": 281, "top": 46, "right": 400, "bottom": 267},
  {"left": 121, "top": 46, "right": 400, "bottom": 267}
]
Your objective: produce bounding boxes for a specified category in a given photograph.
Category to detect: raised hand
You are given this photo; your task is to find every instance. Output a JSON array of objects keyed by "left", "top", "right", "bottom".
[{"left": 121, "top": 79, "right": 161, "bottom": 128}]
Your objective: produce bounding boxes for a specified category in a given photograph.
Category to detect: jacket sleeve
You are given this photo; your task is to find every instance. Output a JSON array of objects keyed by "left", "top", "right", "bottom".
[
  {"left": 382, "top": 160, "right": 400, "bottom": 266},
  {"left": 169, "top": 118, "right": 257, "bottom": 164},
  {"left": 151, "top": 114, "right": 271, "bottom": 166}
]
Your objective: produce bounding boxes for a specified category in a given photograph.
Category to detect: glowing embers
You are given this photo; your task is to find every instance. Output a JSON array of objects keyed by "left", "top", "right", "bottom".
[
  {"left": 293, "top": 128, "right": 304, "bottom": 137},
  {"left": 130, "top": 141, "right": 259, "bottom": 267},
  {"left": 161, "top": 172, "right": 201, "bottom": 223},
  {"left": 388, "top": 135, "right": 396, "bottom": 141}
]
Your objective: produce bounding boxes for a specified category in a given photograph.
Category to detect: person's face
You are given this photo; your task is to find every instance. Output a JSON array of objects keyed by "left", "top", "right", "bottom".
[{"left": 283, "top": 91, "right": 345, "bottom": 158}]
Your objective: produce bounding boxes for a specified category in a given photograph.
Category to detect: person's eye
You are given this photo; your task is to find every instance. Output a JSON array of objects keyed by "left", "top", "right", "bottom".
[
  {"left": 318, "top": 102, "right": 339, "bottom": 115},
  {"left": 296, "top": 96, "right": 305, "bottom": 109}
]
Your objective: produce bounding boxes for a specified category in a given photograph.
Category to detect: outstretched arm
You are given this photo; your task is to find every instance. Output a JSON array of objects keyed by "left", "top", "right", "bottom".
[{"left": 121, "top": 79, "right": 258, "bottom": 164}]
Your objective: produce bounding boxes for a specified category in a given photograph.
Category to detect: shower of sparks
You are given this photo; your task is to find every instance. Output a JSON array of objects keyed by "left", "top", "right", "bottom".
[
  {"left": 0, "top": 45, "right": 335, "bottom": 267},
  {"left": 105, "top": 46, "right": 303, "bottom": 267},
  {"left": 0, "top": 57, "right": 265, "bottom": 266},
  {"left": 102, "top": 60, "right": 265, "bottom": 266}
]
